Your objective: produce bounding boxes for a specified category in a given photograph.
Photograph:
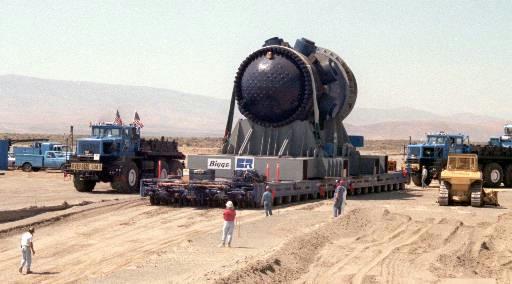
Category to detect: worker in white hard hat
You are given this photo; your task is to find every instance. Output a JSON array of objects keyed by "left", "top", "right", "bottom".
[
  {"left": 219, "top": 201, "right": 236, "bottom": 247},
  {"left": 19, "top": 227, "right": 35, "bottom": 274}
]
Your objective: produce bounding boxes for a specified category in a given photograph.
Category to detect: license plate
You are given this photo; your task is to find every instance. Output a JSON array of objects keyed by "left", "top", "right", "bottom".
[{"left": 71, "top": 163, "right": 103, "bottom": 171}]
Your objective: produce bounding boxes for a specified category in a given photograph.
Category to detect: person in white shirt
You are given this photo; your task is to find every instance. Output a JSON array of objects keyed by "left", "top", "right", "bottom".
[
  {"left": 19, "top": 227, "right": 35, "bottom": 274},
  {"left": 421, "top": 166, "right": 428, "bottom": 189}
]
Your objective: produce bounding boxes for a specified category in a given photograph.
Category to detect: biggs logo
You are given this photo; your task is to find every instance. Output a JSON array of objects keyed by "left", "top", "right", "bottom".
[{"left": 207, "top": 158, "right": 232, "bottom": 170}]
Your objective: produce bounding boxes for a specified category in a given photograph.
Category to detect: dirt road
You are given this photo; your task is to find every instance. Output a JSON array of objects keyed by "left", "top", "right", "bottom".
[{"left": 1, "top": 177, "right": 512, "bottom": 283}]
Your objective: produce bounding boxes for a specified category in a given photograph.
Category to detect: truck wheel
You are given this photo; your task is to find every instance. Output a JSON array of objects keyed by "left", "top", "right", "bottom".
[
  {"left": 411, "top": 174, "right": 422, "bottom": 187},
  {"left": 156, "top": 161, "right": 169, "bottom": 178},
  {"left": 169, "top": 160, "right": 184, "bottom": 176},
  {"left": 22, "top": 163, "right": 32, "bottom": 172},
  {"left": 73, "top": 175, "right": 96, "bottom": 192},
  {"left": 149, "top": 195, "right": 160, "bottom": 205},
  {"left": 504, "top": 165, "right": 512, "bottom": 187},
  {"left": 424, "top": 176, "right": 432, "bottom": 186},
  {"left": 112, "top": 162, "right": 140, "bottom": 193},
  {"left": 483, "top": 163, "right": 503, "bottom": 188}
]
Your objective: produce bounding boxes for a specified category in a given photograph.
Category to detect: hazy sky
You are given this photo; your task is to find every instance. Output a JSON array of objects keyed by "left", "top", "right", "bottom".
[{"left": 1, "top": 1, "right": 511, "bottom": 118}]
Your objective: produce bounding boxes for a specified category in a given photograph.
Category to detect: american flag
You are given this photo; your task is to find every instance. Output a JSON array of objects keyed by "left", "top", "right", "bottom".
[
  {"left": 113, "top": 110, "right": 123, "bottom": 125},
  {"left": 133, "top": 111, "right": 144, "bottom": 128}
]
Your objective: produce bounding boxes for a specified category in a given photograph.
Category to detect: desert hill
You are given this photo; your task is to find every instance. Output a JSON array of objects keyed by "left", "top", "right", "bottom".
[{"left": 0, "top": 75, "right": 507, "bottom": 141}]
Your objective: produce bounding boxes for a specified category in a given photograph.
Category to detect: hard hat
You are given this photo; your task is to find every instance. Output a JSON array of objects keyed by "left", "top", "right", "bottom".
[{"left": 226, "top": 201, "right": 234, "bottom": 208}]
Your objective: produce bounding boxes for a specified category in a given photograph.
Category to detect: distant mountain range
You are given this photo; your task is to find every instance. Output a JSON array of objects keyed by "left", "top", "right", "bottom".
[{"left": 0, "top": 75, "right": 508, "bottom": 141}]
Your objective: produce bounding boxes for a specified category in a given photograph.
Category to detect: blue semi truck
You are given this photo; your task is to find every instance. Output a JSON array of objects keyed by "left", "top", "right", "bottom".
[
  {"left": 14, "top": 142, "right": 70, "bottom": 172},
  {"left": 66, "top": 123, "right": 185, "bottom": 193},
  {"left": 406, "top": 125, "right": 512, "bottom": 188}
]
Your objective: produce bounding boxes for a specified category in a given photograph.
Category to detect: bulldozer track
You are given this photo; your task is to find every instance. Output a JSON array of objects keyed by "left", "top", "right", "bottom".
[
  {"left": 471, "top": 184, "right": 483, "bottom": 207},
  {"left": 438, "top": 181, "right": 449, "bottom": 206}
]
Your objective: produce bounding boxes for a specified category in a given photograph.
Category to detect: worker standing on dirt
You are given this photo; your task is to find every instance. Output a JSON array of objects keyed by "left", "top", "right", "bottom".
[
  {"left": 333, "top": 180, "right": 347, "bottom": 217},
  {"left": 421, "top": 166, "right": 428, "bottom": 189},
  {"left": 219, "top": 201, "right": 236, "bottom": 248},
  {"left": 261, "top": 186, "right": 273, "bottom": 216},
  {"left": 19, "top": 227, "right": 35, "bottom": 274}
]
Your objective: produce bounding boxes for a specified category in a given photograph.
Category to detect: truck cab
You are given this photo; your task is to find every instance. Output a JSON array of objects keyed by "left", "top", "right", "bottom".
[
  {"left": 406, "top": 132, "right": 469, "bottom": 186},
  {"left": 76, "top": 124, "right": 140, "bottom": 158},
  {"left": 68, "top": 122, "right": 184, "bottom": 193},
  {"left": 489, "top": 124, "right": 512, "bottom": 148}
]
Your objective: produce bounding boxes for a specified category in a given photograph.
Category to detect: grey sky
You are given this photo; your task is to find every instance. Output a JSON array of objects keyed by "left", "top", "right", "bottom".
[{"left": 1, "top": 1, "right": 511, "bottom": 118}]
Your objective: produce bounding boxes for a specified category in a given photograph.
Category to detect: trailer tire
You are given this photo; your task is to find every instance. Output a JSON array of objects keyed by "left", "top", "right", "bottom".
[
  {"left": 169, "top": 160, "right": 184, "bottom": 176},
  {"left": 156, "top": 161, "right": 169, "bottom": 178},
  {"left": 149, "top": 195, "right": 160, "bottom": 205},
  {"left": 504, "top": 164, "right": 512, "bottom": 187},
  {"left": 483, "top": 163, "right": 503, "bottom": 188},
  {"left": 112, "top": 162, "right": 140, "bottom": 193},
  {"left": 21, "top": 162, "right": 32, "bottom": 172},
  {"left": 73, "top": 176, "right": 96, "bottom": 192}
]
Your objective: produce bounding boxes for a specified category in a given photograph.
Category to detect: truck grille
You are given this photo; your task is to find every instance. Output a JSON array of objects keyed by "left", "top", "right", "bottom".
[{"left": 77, "top": 141, "right": 100, "bottom": 155}]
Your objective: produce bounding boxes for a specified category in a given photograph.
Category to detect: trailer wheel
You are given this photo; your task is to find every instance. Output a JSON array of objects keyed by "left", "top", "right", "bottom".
[
  {"left": 73, "top": 175, "right": 96, "bottom": 192},
  {"left": 156, "top": 161, "right": 169, "bottom": 178},
  {"left": 149, "top": 195, "right": 160, "bottom": 205},
  {"left": 483, "top": 163, "right": 503, "bottom": 188},
  {"left": 504, "top": 165, "right": 512, "bottom": 187},
  {"left": 21, "top": 162, "right": 32, "bottom": 172},
  {"left": 112, "top": 162, "right": 140, "bottom": 193},
  {"left": 169, "top": 160, "right": 184, "bottom": 176}
]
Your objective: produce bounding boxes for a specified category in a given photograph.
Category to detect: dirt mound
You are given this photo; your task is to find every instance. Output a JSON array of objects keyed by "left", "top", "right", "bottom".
[
  {"left": 215, "top": 208, "right": 407, "bottom": 283},
  {"left": 217, "top": 208, "right": 512, "bottom": 284},
  {"left": 0, "top": 201, "right": 96, "bottom": 224}
]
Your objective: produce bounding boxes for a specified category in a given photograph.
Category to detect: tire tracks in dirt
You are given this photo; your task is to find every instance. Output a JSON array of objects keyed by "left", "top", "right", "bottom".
[
  {"left": 217, "top": 207, "right": 512, "bottom": 284},
  {"left": 0, "top": 199, "right": 271, "bottom": 284}
]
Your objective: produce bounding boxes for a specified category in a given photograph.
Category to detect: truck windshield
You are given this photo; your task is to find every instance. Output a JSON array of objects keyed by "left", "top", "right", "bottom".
[
  {"left": 447, "top": 157, "right": 476, "bottom": 171},
  {"left": 408, "top": 147, "right": 420, "bottom": 157},
  {"left": 92, "top": 128, "right": 121, "bottom": 137},
  {"left": 427, "top": 136, "right": 446, "bottom": 144},
  {"left": 505, "top": 126, "right": 512, "bottom": 136}
]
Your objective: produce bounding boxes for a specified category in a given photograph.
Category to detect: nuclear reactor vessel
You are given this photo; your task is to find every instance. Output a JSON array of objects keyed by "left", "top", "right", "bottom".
[{"left": 143, "top": 37, "right": 406, "bottom": 206}]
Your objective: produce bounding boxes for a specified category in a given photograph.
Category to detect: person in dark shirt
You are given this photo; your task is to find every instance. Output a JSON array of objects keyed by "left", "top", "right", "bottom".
[
  {"left": 333, "top": 180, "right": 347, "bottom": 218},
  {"left": 261, "top": 186, "right": 273, "bottom": 216}
]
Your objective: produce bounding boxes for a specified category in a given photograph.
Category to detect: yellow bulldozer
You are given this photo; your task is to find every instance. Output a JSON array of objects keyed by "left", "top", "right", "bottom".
[{"left": 438, "top": 154, "right": 499, "bottom": 207}]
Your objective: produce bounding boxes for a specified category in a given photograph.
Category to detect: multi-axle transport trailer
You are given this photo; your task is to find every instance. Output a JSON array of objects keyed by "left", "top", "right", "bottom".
[{"left": 141, "top": 37, "right": 407, "bottom": 207}]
